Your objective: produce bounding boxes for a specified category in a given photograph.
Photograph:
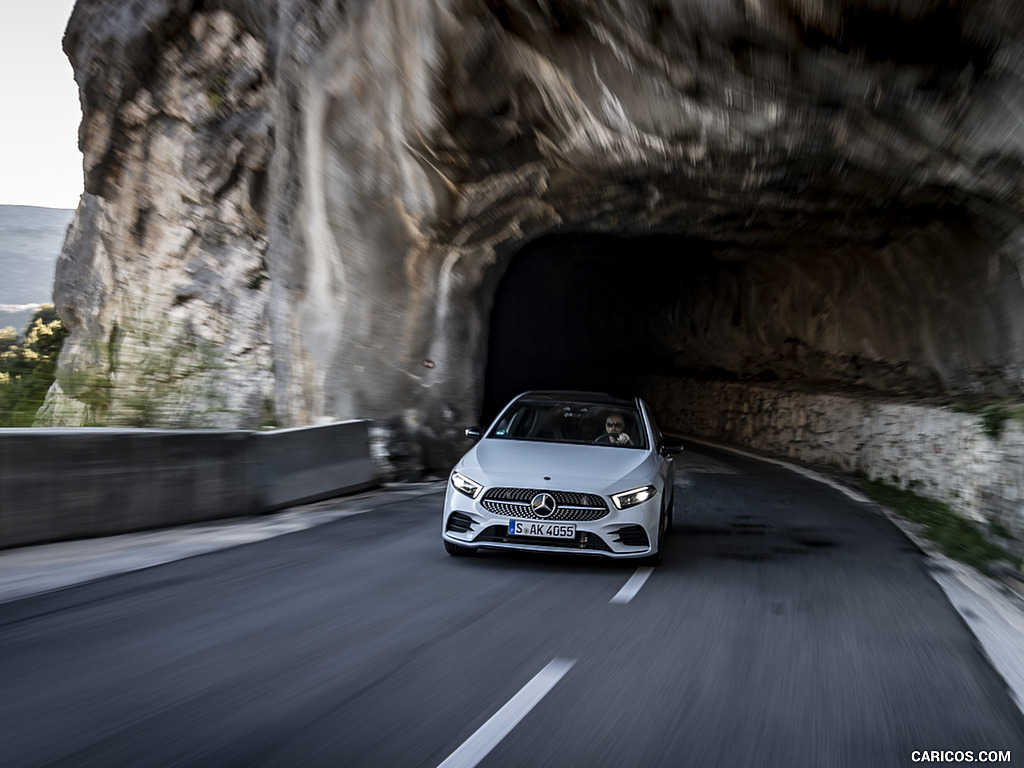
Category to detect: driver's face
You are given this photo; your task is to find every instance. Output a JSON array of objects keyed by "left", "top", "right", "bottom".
[{"left": 605, "top": 416, "right": 624, "bottom": 433}]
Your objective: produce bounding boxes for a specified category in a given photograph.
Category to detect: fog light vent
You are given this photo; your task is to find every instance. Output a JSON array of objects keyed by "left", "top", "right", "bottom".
[
  {"left": 446, "top": 512, "right": 475, "bottom": 534},
  {"left": 613, "top": 525, "right": 649, "bottom": 547}
]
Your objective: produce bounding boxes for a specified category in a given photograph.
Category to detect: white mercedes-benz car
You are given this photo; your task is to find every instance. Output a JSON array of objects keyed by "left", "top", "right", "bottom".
[{"left": 442, "top": 391, "right": 682, "bottom": 564}]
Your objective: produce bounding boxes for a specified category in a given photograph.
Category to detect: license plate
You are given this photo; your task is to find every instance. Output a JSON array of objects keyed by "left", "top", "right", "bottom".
[{"left": 508, "top": 520, "right": 577, "bottom": 539}]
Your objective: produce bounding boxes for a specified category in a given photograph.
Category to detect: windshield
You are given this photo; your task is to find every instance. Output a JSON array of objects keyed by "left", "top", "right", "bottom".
[{"left": 487, "top": 399, "right": 647, "bottom": 449}]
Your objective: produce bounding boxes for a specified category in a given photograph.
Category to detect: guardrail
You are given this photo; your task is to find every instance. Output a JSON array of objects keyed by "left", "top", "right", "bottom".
[{"left": 0, "top": 420, "right": 379, "bottom": 549}]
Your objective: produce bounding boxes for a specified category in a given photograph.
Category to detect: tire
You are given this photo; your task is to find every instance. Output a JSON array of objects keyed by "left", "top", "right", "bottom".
[
  {"left": 444, "top": 539, "right": 476, "bottom": 557},
  {"left": 665, "top": 490, "right": 675, "bottom": 535}
]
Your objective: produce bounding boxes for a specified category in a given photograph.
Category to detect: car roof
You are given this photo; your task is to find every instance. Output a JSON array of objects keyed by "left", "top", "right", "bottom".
[{"left": 512, "top": 390, "right": 639, "bottom": 408}]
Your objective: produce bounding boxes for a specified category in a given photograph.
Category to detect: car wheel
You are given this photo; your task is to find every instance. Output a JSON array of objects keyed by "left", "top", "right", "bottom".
[
  {"left": 444, "top": 539, "right": 476, "bottom": 557},
  {"left": 665, "top": 490, "right": 675, "bottom": 535}
]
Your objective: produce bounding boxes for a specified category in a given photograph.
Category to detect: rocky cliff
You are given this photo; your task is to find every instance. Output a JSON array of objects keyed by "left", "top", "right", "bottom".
[
  {"left": 44, "top": 4, "right": 272, "bottom": 427},
  {"left": 44, "top": 0, "right": 1024, "bottom": 473}
]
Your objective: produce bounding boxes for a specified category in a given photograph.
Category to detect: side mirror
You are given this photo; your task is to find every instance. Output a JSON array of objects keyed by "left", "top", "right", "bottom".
[
  {"left": 465, "top": 426, "right": 481, "bottom": 439},
  {"left": 660, "top": 437, "right": 683, "bottom": 455}
]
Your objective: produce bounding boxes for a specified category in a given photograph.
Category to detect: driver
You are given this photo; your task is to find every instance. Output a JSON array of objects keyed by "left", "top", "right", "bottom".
[{"left": 600, "top": 412, "right": 633, "bottom": 445}]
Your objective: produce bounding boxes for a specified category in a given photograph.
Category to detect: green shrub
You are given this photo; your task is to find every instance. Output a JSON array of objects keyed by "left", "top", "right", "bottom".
[
  {"left": 980, "top": 403, "right": 1008, "bottom": 440},
  {"left": 0, "top": 306, "right": 68, "bottom": 426},
  {"left": 862, "top": 480, "right": 1018, "bottom": 573}
]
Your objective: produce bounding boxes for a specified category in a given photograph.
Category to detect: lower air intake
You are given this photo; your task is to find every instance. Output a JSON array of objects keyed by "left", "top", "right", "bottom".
[
  {"left": 446, "top": 512, "right": 475, "bottom": 534},
  {"left": 613, "top": 525, "right": 649, "bottom": 547}
]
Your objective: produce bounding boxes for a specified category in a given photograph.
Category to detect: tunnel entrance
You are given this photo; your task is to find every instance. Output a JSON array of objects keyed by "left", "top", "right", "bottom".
[
  {"left": 481, "top": 211, "right": 1024, "bottom": 426},
  {"left": 482, "top": 232, "right": 708, "bottom": 421}
]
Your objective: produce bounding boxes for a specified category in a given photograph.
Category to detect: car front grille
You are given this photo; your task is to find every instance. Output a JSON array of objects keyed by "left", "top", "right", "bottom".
[{"left": 481, "top": 487, "right": 609, "bottom": 521}]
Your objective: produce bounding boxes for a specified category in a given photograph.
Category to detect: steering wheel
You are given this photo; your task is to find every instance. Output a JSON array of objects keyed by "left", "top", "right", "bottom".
[{"left": 593, "top": 434, "right": 616, "bottom": 444}]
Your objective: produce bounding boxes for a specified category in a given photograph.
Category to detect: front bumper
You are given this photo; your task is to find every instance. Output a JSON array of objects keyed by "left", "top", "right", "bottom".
[{"left": 442, "top": 483, "right": 660, "bottom": 558}]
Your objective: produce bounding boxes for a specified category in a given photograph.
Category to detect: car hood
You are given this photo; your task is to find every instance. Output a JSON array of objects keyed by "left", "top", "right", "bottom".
[{"left": 460, "top": 439, "right": 657, "bottom": 493}]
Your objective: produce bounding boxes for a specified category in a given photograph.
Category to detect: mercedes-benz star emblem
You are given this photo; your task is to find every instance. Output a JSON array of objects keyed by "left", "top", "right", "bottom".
[{"left": 531, "top": 492, "right": 557, "bottom": 518}]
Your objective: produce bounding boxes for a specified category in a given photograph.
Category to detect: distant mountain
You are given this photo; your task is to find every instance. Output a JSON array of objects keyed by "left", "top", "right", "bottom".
[{"left": 0, "top": 205, "right": 75, "bottom": 335}]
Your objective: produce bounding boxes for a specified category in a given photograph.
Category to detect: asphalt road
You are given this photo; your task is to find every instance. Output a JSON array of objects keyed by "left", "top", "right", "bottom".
[{"left": 1, "top": 444, "right": 1022, "bottom": 767}]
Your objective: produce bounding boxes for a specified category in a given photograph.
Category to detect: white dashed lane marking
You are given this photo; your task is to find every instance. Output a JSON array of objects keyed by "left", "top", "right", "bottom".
[
  {"left": 610, "top": 566, "right": 654, "bottom": 604},
  {"left": 437, "top": 658, "right": 576, "bottom": 768}
]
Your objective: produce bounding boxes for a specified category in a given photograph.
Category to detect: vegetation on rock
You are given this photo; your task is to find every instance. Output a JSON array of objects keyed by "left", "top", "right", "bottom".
[
  {"left": 0, "top": 305, "right": 68, "bottom": 426},
  {"left": 862, "top": 480, "right": 1021, "bottom": 574}
]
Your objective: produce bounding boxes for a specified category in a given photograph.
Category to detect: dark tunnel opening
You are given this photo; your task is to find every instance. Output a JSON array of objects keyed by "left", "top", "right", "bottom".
[
  {"left": 481, "top": 212, "right": 1024, "bottom": 427},
  {"left": 482, "top": 231, "right": 710, "bottom": 422}
]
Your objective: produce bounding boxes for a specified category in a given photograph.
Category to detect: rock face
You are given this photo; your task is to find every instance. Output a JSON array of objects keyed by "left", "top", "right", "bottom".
[
  {"left": 47, "top": 0, "right": 1024, "bottom": 472},
  {"left": 44, "top": 3, "right": 273, "bottom": 427}
]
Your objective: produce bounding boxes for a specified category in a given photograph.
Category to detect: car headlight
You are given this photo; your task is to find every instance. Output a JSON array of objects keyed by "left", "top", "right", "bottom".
[
  {"left": 451, "top": 471, "right": 483, "bottom": 499},
  {"left": 611, "top": 485, "right": 657, "bottom": 510}
]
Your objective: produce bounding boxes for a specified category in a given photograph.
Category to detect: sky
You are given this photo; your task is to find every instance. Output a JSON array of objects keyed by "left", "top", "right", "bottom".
[{"left": 0, "top": 0, "right": 83, "bottom": 210}]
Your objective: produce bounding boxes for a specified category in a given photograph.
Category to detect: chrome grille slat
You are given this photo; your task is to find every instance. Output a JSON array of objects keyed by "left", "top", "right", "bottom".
[{"left": 481, "top": 487, "right": 609, "bottom": 521}]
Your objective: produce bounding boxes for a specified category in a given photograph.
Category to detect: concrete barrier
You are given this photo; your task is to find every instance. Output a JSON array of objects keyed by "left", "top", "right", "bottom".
[
  {"left": 0, "top": 421, "right": 379, "bottom": 549},
  {"left": 252, "top": 421, "right": 379, "bottom": 511}
]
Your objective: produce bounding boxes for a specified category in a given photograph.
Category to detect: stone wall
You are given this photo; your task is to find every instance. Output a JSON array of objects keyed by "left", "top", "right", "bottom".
[{"left": 643, "top": 377, "right": 1024, "bottom": 554}]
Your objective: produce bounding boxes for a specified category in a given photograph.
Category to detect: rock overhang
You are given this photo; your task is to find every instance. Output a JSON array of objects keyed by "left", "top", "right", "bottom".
[
  {"left": 49, "top": 0, "right": 1024, "bottom": 472},
  {"left": 436, "top": 0, "right": 1024, "bottom": 416}
]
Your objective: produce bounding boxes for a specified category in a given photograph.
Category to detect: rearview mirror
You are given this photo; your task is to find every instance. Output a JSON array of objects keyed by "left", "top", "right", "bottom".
[
  {"left": 660, "top": 437, "right": 683, "bottom": 455},
  {"left": 465, "top": 426, "right": 481, "bottom": 439}
]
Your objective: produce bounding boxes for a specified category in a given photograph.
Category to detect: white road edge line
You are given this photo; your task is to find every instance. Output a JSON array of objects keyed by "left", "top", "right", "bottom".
[
  {"left": 437, "top": 657, "right": 576, "bottom": 768},
  {"left": 678, "top": 434, "right": 1024, "bottom": 720},
  {"left": 610, "top": 566, "right": 655, "bottom": 604},
  {"left": 681, "top": 435, "right": 872, "bottom": 504}
]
